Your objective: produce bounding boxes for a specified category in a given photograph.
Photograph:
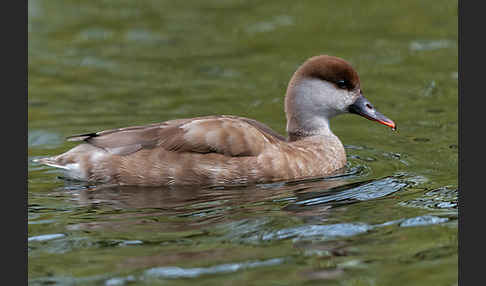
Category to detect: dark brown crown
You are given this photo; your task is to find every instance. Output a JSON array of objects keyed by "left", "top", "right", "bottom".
[{"left": 293, "top": 55, "right": 361, "bottom": 91}]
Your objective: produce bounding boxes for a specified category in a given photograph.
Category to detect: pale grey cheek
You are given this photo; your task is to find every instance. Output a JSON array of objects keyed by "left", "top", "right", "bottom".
[
  {"left": 342, "top": 94, "right": 355, "bottom": 108},
  {"left": 328, "top": 90, "right": 353, "bottom": 112},
  {"left": 295, "top": 79, "right": 354, "bottom": 113}
]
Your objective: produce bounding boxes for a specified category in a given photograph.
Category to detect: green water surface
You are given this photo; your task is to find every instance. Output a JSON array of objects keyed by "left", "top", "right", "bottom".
[{"left": 28, "top": 1, "right": 458, "bottom": 285}]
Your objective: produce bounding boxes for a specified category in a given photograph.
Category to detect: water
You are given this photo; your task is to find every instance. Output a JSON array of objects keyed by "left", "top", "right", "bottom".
[{"left": 28, "top": 0, "right": 458, "bottom": 285}]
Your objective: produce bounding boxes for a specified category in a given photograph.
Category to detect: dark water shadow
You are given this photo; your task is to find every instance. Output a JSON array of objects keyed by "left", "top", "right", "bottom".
[{"left": 286, "top": 174, "right": 410, "bottom": 209}]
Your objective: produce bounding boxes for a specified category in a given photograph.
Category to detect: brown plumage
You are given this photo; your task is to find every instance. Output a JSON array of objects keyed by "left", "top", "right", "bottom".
[{"left": 35, "top": 55, "right": 395, "bottom": 186}]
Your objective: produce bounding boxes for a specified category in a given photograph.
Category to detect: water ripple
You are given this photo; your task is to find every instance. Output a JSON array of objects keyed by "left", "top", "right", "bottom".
[
  {"left": 400, "top": 186, "right": 458, "bottom": 210},
  {"left": 261, "top": 223, "right": 373, "bottom": 241},
  {"left": 222, "top": 214, "right": 451, "bottom": 244},
  {"left": 399, "top": 215, "right": 449, "bottom": 227},
  {"left": 294, "top": 176, "right": 409, "bottom": 207},
  {"left": 28, "top": 233, "right": 65, "bottom": 242},
  {"left": 143, "top": 258, "right": 284, "bottom": 279}
]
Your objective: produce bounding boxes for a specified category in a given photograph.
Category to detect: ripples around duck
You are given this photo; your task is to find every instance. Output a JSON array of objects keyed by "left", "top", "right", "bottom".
[{"left": 29, "top": 158, "right": 457, "bottom": 285}]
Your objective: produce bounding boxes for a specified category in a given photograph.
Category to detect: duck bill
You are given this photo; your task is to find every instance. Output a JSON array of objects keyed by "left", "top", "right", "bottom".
[{"left": 348, "top": 95, "right": 396, "bottom": 130}]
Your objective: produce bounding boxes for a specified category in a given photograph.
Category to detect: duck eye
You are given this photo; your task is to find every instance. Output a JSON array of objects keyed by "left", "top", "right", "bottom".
[{"left": 336, "top": 80, "right": 348, "bottom": 89}]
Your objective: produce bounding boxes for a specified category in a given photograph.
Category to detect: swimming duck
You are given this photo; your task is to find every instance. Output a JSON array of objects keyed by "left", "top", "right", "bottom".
[{"left": 35, "top": 55, "right": 395, "bottom": 186}]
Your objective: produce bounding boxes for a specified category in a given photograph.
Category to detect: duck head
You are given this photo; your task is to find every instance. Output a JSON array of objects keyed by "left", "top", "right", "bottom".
[{"left": 285, "top": 55, "right": 396, "bottom": 138}]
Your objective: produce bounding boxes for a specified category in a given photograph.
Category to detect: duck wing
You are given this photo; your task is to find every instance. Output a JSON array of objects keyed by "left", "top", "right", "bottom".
[{"left": 66, "top": 116, "right": 286, "bottom": 156}]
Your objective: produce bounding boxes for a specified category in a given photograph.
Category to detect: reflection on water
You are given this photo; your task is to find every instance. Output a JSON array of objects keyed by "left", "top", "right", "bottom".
[
  {"left": 28, "top": 171, "right": 455, "bottom": 285},
  {"left": 28, "top": 153, "right": 457, "bottom": 285},
  {"left": 28, "top": 0, "right": 457, "bottom": 285}
]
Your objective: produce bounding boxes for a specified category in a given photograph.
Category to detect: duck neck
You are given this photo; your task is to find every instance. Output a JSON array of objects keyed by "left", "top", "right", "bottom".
[
  {"left": 286, "top": 115, "right": 334, "bottom": 141},
  {"left": 285, "top": 77, "right": 342, "bottom": 142}
]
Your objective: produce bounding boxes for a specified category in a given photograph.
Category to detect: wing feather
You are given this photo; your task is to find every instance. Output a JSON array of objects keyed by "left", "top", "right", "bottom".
[{"left": 66, "top": 116, "right": 285, "bottom": 157}]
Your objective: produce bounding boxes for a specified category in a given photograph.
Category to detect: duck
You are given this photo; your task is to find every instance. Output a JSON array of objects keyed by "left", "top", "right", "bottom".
[{"left": 34, "top": 55, "right": 395, "bottom": 186}]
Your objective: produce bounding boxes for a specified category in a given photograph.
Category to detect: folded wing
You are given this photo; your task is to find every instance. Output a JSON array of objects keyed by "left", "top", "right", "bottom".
[{"left": 66, "top": 116, "right": 286, "bottom": 157}]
